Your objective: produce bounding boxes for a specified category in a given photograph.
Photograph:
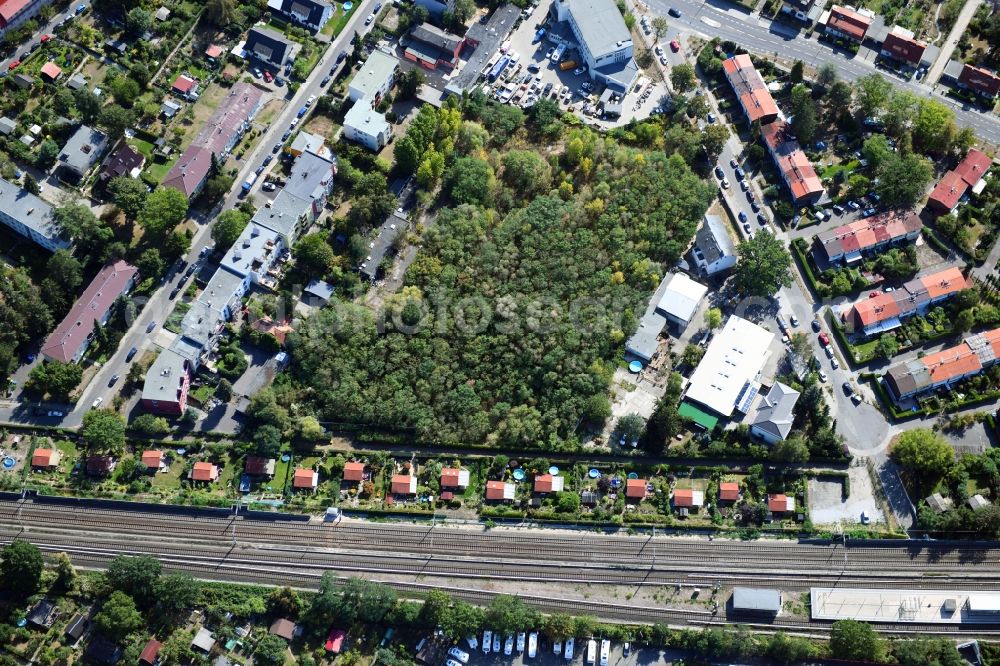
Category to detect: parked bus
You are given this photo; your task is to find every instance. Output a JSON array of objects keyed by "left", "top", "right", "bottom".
[{"left": 488, "top": 55, "right": 510, "bottom": 82}]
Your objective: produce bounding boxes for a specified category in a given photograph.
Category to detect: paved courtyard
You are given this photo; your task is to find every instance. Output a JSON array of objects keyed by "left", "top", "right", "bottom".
[{"left": 808, "top": 466, "right": 884, "bottom": 526}]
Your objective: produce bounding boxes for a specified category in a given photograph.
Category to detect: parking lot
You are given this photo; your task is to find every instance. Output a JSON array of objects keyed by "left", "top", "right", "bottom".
[
  {"left": 495, "top": 4, "right": 667, "bottom": 122},
  {"left": 452, "top": 636, "right": 686, "bottom": 666}
]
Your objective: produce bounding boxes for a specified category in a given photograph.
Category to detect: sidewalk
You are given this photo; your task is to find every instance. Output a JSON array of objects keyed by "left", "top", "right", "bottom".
[{"left": 924, "top": 0, "right": 982, "bottom": 86}]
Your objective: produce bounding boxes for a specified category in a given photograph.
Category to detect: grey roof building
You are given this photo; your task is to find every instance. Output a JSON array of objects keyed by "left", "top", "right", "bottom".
[
  {"left": 245, "top": 26, "right": 293, "bottom": 69},
  {"left": 58, "top": 125, "right": 108, "bottom": 179},
  {"left": 0, "top": 177, "right": 70, "bottom": 252},
  {"left": 0, "top": 117, "right": 15, "bottom": 135},
  {"left": 267, "top": 0, "right": 333, "bottom": 32},
  {"left": 67, "top": 74, "right": 87, "bottom": 90},
  {"left": 552, "top": 0, "right": 638, "bottom": 91},
  {"left": 925, "top": 492, "right": 953, "bottom": 514},
  {"left": 252, "top": 190, "right": 310, "bottom": 245},
  {"left": 284, "top": 150, "right": 335, "bottom": 222},
  {"left": 692, "top": 214, "right": 737, "bottom": 276},
  {"left": 750, "top": 382, "right": 800, "bottom": 444},
  {"left": 731, "top": 587, "right": 782, "bottom": 615},
  {"left": 305, "top": 279, "right": 334, "bottom": 304},
  {"left": 446, "top": 4, "right": 520, "bottom": 94}
]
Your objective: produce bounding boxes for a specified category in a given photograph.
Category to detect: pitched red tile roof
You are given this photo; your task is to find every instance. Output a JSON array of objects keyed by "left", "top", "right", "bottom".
[
  {"left": 141, "top": 450, "right": 163, "bottom": 469},
  {"left": 959, "top": 64, "right": 1000, "bottom": 98},
  {"left": 533, "top": 474, "right": 559, "bottom": 493},
  {"left": 205, "top": 44, "right": 224, "bottom": 58},
  {"left": 485, "top": 480, "right": 511, "bottom": 500},
  {"left": 31, "top": 448, "right": 58, "bottom": 467},
  {"left": 673, "top": 488, "right": 695, "bottom": 507},
  {"left": 192, "top": 461, "right": 218, "bottom": 482},
  {"left": 954, "top": 149, "right": 992, "bottom": 187},
  {"left": 440, "top": 467, "right": 462, "bottom": 488},
  {"left": 768, "top": 493, "right": 791, "bottom": 512},
  {"left": 0, "top": 0, "right": 35, "bottom": 24},
  {"left": 817, "top": 209, "right": 922, "bottom": 260},
  {"left": 343, "top": 462, "right": 365, "bottom": 481},
  {"left": 172, "top": 74, "right": 197, "bottom": 94},
  {"left": 719, "top": 482, "right": 741, "bottom": 502},
  {"left": 139, "top": 640, "right": 161, "bottom": 666},
  {"left": 40, "top": 62, "right": 61, "bottom": 80},
  {"left": 40, "top": 260, "right": 139, "bottom": 363},
  {"left": 827, "top": 5, "right": 872, "bottom": 41},
  {"left": 851, "top": 293, "right": 902, "bottom": 328},
  {"left": 760, "top": 121, "right": 824, "bottom": 204},
  {"left": 722, "top": 54, "right": 779, "bottom": 124},
  {"left": 928, "top": 169, "right": 967, "bottom": 212},
  {"left": 625, "top": 478, "right": 647, "bottom": 499},
  {"left": 921, "top": 266, "right": 968, "bottom": 299},
  {"left": 881, "top": 28, "right": 926, "bottom": 65},
  {"left": 391, "top": 474, "right": 416, "bottom": 494},
  {"left": 293, "top": 468, "right": 318, "bottom": 489}
]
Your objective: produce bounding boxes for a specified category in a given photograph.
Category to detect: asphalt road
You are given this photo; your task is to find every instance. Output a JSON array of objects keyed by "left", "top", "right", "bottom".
[
  {"left": 0, "top": 3, "right": 77, "bottom": 73},
  {"left": 643, "top": 0, "right": 1000, "bottom": 144},
  {"left": 46, "top": 2, "right": 374, "bottom": 427}
]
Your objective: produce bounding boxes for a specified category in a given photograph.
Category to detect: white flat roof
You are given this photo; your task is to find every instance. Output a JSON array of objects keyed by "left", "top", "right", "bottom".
[
  {"left": 684, "top": 315, "right": 774, "bottom": 416},
  {"left": 812, "top": 588, "right": 1000, "bottom": 624},
  {"left": 656, "top": 272, "right": 708, "bottom": 323}
]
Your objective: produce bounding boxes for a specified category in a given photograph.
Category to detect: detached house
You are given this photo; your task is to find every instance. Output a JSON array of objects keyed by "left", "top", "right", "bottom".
[
  {"left": 31, "top": 448, "right": 62, "bottom": 469},
  {"left": 293, "top": 468, "right": 319, "bottom": 490},
  {"left": 267, "top": 0, "right": 333, "bottom": 33},
  {"left": 822, "top": 4, "right": 873, "bottom": 43},
  {"left": 625, "top": 478, "right": 647, "bottom": 500},
  {"left": 533, "top": 474, "right": 564, "bottom": 493},
  {"left": 767, "top": 493, "right": 796, "bottom": 515},
  {"left": 440, "top": 467, "right": 470, "bottom": 489},
  {"left": 485, "top": 480, "right": 515, "bottom": 502},
  {"left": 191, "top": 461, "right": 219, "bottom": 483},
  {"left": 944, "top": 62, "right": 1000, "bottom": 100},
  {"left": 749, "top": 382, "right": 800, "bottom": 445},
  {"left": 141, "top": 450, "right": 164, "bottom": 472},
  {"left": 245, "top": 26, "right": 293, "bottom": 69},
  {"left": 40, "top": 260, "right": 139, "bottom": 364},
  {"left": 391, "top": 474, "right": 417, "bottom": 496},
  {"left": 672, "top": 488, "right": 704, "bottom": 509},
  {"left": 343, "top": 461, "right": 365, "bottom": 482},
  {"left": 879, "top": 26, "right": 926, "bottom": 68}
]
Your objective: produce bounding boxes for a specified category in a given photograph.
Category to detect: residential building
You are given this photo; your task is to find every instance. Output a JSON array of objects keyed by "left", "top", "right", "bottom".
[
  {"left": 245, "top": 26, "right": 293, "bottom": 69},
  {"left": 731, "top": 588, "right": 782, "bottom": 616},
  {"left": 0, "top": 0, "right": 54, "bottom": 35},
  {"left": 65, "top": 614, "right": 88, "bottom": 643},
  {"left": 533, "top": 474, "right": 565, "bottom": 493},
  {"left": 684, "top": 315, "right": 775, "bottom": 417},
  {"left": 343, "top": 101, "right": 393, "bottom": 151},
  {"left": 944, "top": 62, "right": 1000, "bottom": 100},
  {"left": 304, "top": 279, "right": 334, "bottom": 305},
  {"left": 551, "top": 0, "right": 638, "bottom": 91},
  {"left": 161, "top": 99, "right": 182, "bottom": 118},
  {"left": 485, "top": 480, "right": 515, "bottom": 501},
  {"left": 192, "top": 461, "right": 219, "bottom": 482},
  {"left": 405, "top": 23, "right": 464, "bottom": 70},
  {"left": 250, "top": 190, "right": 311, "bottom": 249},
  {"left": 625, "top": 478, "right": 647, "bottom": 499},
  {"left": 192, "top": 629, "right": 216, "bottom": 654},
  {"left": 343, "top": 462, "right": 365, "bottom": 481},
  {"left": 57, "top": 125, "right": 108, "bottom": 180},
  {"left": 0, "top": 117, "right": 15, "bottom": 135},
  {"left": 283, "top": 150, "right": 336, "bottom": 221},
  {"left": 692, "top": 214, "right": 737, "bottom": 276},
  {"left": 220, "top": 222, "right": 285, "bottom": 287},
  {"left": 816, "top": 209, "right": 922, "bottom": 265},
  {"left": 172, "top": 74, "right": 199, "bottom": 99},
  {"left": 141, "top": 450, "right": 164, "bottom": 471},
  {"left": 0, "top": 179, "right": 67, "bottom": 252},
  {"left": 245, "top": 456, "right": 276, "bottom": 477},
  {"left": 40, "top": 260, "right": 139, "bottom": 363},
  {"left": 205, "top": 44, "right": 224, "bottom": 60},
  {"left": 391, "top": 474, "right": 417, "bottom": 495},
  {"left": 719, "top": 482, "right": 741, "bottom": 503},
  {"left": 163, "top": 82, "right": 264, "bottom": 198},
  {"left": 287, "top": 130, "right": 329, "bottom": 158},
  {"left": 884, "top": 327, "right": 1000, "bottom": 401},
  {"left": 844, "top": 267, "right": 969, "bottom": 336},
  {"left": 656, "top": 272, "right": 708, "bottom": 329},
  {"left": 722, "top": 54, "right": 779, "bottom": 125},
  {"left": 267, "top": 0, "right": 332, "bottom": 33},
  {"left": 31, "top": 448, "right": 61, "bottom": 468},
  {"left": 822, "top": 4, "right": 873, "bottom": 42},
  {"left": 760, "top": 120, "right": 824, "bottom": 205},
  {"left": 349, "top": 49, "right": 398, "bottom": 104},
  {"left": 440, "top": 467, "right": 470, "bottom": 489},
  {"left": 767, "top": 493, "right": 795, "bottom": 514},
  {"left": 749, "top": 382, "right": 800, "bottom": 444},
  {"left": 624, "top": 309, "right": 666, "bottom": 362},
  {"left": 99, "top": 144, "right": 145, "bottom": 182},
  {"left": 141, "top": 348, "right": 191, "bottom": 415},
  {"left": 672, "top": 488, "right": 704, "bottom": 508},
  {"left": 927, "top": 148, "right": 992, "bottom": 214},
  {"left": 925, "top": 492, "right": 953, "bottom": 514},
  {"left": 293, "top": 468, "right": 319, "bottom": 490},
  {"left": 879, "top": 26, "right": 926, "bottom": 67}
]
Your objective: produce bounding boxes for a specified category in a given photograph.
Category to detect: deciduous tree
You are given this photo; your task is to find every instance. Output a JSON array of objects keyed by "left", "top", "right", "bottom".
[
  {"left": 83, "top": 409, "right": 127, "bottom": 453},
  {"left": 0, "top": 540, "right": 43, "bottom": 597},
  {"left": 892, "top": 428, "right": 954, "bottom": 478},
  {"left": 109, "top": 176, "right": 148, "bottom": 220},
  {"left": 94, "top": 591, "right": 143, "bottom": 640},
  {"left": 139, "top": 187, "right": 188, "bottom": 238},
  {"left": 670, "top": 63, "right": 696, "bottom": 92},
  {"left": 732, "top": 231, "right": 792, "bottom": 297}
]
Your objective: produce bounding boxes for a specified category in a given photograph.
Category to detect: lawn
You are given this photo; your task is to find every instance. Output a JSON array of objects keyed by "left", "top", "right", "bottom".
[
  {"left": 321, "top": 3, "right": 359, "bottom": 39},
  {"left": 131, "top": 137, "right": 157, "bottom": 159},
  {"left": 152, "top": 459, "right": 186, "bottom": 491},
  {"left": 144, "top": 156, "right": 178, "bottom": 184},
  {"left": 271, "top": 455, "right": 292, "bottom": 494},
  {"left": 819, "top": 159, "right": 860, "bottom": 181}
]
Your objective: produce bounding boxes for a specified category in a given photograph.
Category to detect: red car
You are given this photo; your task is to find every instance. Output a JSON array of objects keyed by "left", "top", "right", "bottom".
[
  {"left": 263, "top": 70, "right": 273, "bottom": 82},
  {"left": 8, "top": 60, "right": 20, "bottom": 70},
  {"left": 670, "top": 39, "right": 681, "bottom": 52},
  {"left": 40, "top": 34, "right": 53, "bottom": 43},
  {"left": 818, "top": 332, "right": 830, "bottom": 346}
]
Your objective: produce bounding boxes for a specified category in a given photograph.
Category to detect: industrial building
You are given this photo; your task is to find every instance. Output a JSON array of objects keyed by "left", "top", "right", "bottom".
[
  {"left": 551, "top": 0, "right": 638, "bottom": 92},
  {"left": 683, "top": 315, "right": 774, "bottom": 417}
]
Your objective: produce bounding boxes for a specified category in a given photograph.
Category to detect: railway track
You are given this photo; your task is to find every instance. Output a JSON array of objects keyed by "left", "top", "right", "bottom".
[{"left": 7, "top": 497, "right": 1000, "bottom": 638}]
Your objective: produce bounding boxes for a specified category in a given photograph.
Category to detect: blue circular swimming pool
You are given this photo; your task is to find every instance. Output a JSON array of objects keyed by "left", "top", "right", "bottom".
[{"left": 1, "top": 457, "right": 14, "bottom": 469}]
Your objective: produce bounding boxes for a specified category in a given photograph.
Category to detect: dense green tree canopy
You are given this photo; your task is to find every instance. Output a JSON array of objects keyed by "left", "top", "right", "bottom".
[
  {"left": 892, "top": 428, "right": 954, "bottom": 477},
  {"left": 0, "top": 540, "right": 43, "bottom": 598},
  {"left": 82, "top": 409, "right": 127, "bottom": 453},
  {"left": 732, "top": 231, "right": 792, "bottom": 297}
]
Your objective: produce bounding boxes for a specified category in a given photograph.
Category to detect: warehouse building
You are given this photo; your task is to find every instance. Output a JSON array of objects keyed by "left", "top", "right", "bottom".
[
  {"left": 551, "top": 0, "right": 638, "bottom": 92},
  {"left": 684, "top": 315, "right": 774, "bottom": 417}
]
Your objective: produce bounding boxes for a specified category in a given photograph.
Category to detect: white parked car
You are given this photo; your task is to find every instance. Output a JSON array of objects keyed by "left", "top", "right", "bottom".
[
  {"left": 517, "top": 632, "right": 526, "bottom": 653},
  {"left": 819, "top": 370, "right": 828, "bottom": 383},
  {"left": 445, "top": 661, "right": 462, "bottom": 666},
  {"left": 553, "top": 641, "right": 562, "bottom": 655},
  {"left": 564, "top": 638, "right": 575, "bottom": 660},
  {"left": 448, "top": 647, "right": 469, "bottom": 664},
  {"left": 600, "top": 639, "right": 610, "bottom": 666},
  {"left": 483, "top": 631, "right": 492, "bottom": 654},
  {"left": 504, "top": 635, "right": 514, "bottom": 656},
  {"left": 492, "top": 633, "right": 500, "bottom": 653},
  {"left": 465, "top": 636, "right": 478, "bottom": 651},
  {"left": 528, "top": 632, "right": 537, "bottom": 658},
  {"left": 92, "top": 396, "right": 103, "bottom": 408}
]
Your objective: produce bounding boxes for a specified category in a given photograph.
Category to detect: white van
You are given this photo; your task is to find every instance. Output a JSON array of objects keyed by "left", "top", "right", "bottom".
[
  {"left": 599, "top": 639, "right": 610, "bottom": 666},
  {"left": 482, "top": 631, "right": 492, "bottom": 654},
  {"left": 586, "top": 639, "right": 597, "bottom": 665},
  {"left": 564, "top": 638, "right": 575, "bottom": 660}
]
